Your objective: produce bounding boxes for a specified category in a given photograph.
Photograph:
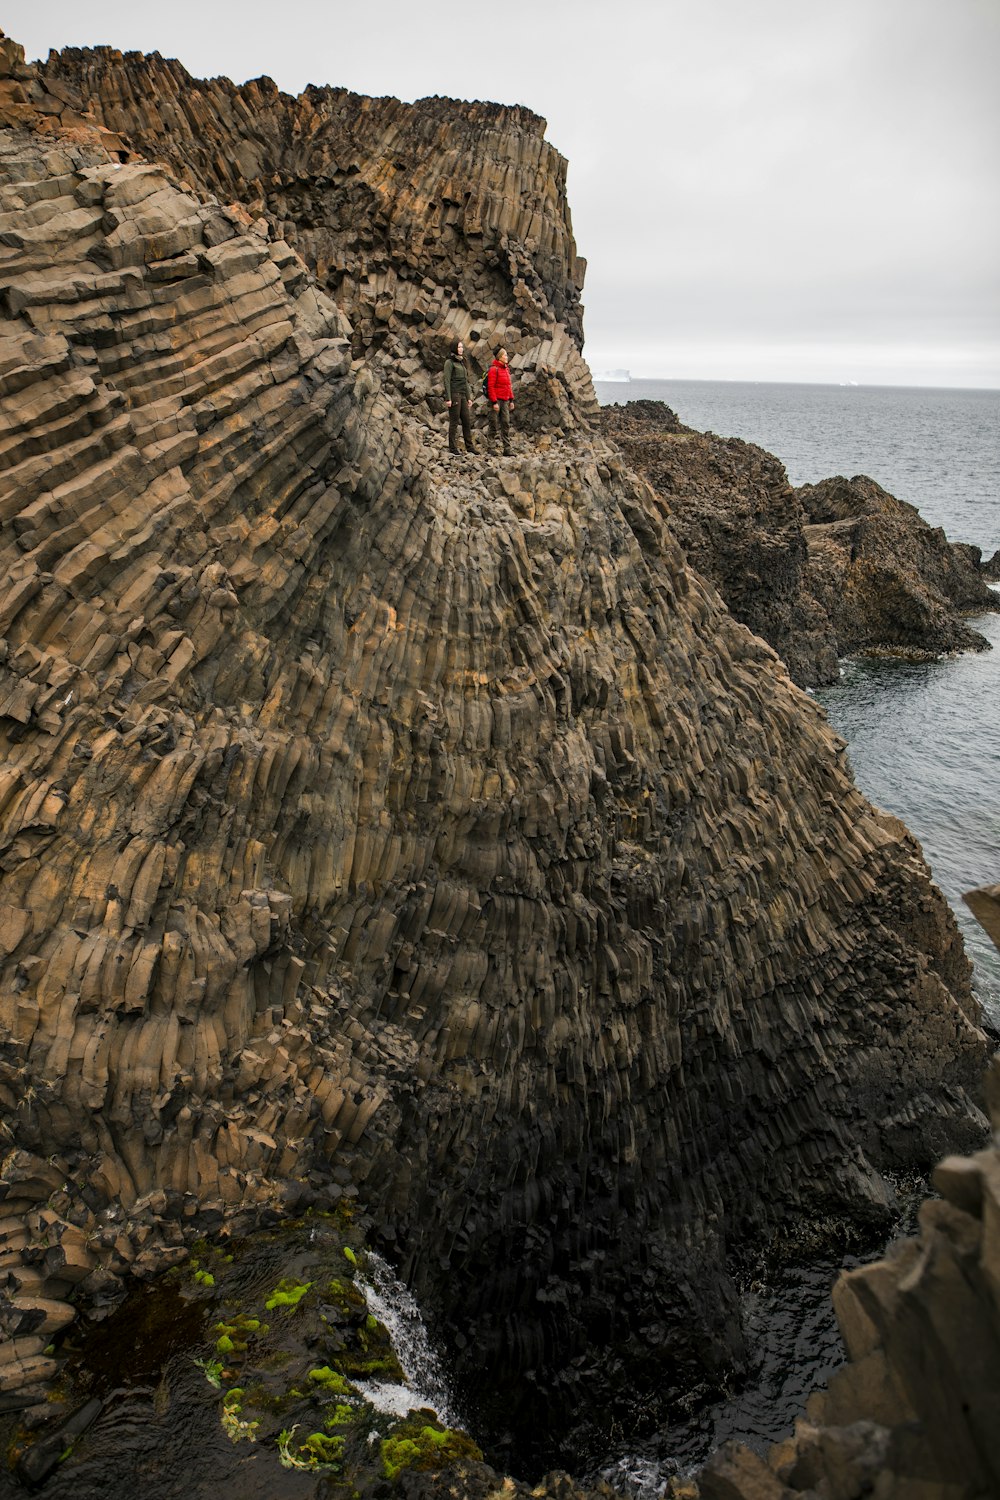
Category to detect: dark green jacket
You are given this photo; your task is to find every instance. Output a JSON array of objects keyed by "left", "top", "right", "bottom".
[{"left": 443, "top": 355, "right": 472, "bottom": 400}]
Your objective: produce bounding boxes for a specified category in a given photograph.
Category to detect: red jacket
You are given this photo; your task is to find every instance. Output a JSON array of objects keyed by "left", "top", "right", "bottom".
[{"left": 487, "top": 360, "right": 513, "bottom": 403}]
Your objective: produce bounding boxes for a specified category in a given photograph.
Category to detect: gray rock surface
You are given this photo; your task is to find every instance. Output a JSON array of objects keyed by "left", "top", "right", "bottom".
[{"left": 691, "top": 898, "right": 1000, "bottom": 1500}]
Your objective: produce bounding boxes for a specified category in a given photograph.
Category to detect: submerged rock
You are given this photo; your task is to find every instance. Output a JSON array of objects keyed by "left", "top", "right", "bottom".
[{"left": 0, "top": 27, "right": 990, "bottom": 1474}]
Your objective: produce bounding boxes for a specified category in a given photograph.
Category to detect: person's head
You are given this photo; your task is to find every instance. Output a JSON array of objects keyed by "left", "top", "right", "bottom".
[
  {"left": 497, "top": 348, "right": 508, "bottom": 365},
  {"left": 454, "top": 340, "right": 464, "bottom": 358}
]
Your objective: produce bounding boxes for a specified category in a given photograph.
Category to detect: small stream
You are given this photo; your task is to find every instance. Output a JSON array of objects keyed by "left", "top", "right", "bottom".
[
  {"left": 0, "top": 1220, "right": 464, "bottom": 1500},
  {"left": 351, "top": 1251, "right": 462, "bottom": 1428}
]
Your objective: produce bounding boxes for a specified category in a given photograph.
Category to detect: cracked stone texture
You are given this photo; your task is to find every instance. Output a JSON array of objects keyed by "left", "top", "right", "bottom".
[{"left": 693, "top": 1041, "right": 1000, "bottom": 1499}]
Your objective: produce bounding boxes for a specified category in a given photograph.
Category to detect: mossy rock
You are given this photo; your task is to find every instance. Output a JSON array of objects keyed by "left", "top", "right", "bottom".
[
  {"left": 39, "top": 1207, "right": 482, "bottom": 1496},
  {"left": 264, "top": 1278, "right": 313, "bottom": 1311},
  {"left": 381, "top": 1415, "right": 483, "bottom": 1480}
]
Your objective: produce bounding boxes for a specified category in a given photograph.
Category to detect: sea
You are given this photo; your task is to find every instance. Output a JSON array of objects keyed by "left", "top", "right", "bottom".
[{"left": 589, "top": 376, "right": 1000, "bottom": 1494}]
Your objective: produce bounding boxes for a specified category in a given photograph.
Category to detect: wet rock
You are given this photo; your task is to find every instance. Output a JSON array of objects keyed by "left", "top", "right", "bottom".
[
  {"left": 684, "top": 902, "right": 1000, "bottom": 1500},
  {"left": 13, "top": 1396, "right": 102, "bottom": 1486},
  {"left": 799, "top": 473, "right": 997, "bottom": 662}
]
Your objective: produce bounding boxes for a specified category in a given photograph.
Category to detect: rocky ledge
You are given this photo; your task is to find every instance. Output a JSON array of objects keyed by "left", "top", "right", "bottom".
[
  {"left": 0, "top": 27, "right": 991, "bottom": 1476},
  {"left": 601, "top": 401, "right": 998, "bottom": 689}
]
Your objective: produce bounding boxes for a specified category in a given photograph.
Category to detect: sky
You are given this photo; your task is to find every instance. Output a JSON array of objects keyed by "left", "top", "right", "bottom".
[{"left": 5, "top": 0, "right": 999, "bottom": 388}]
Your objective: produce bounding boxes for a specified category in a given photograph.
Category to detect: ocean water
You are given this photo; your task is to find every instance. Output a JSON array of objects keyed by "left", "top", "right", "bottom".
[{"left": 597, "top": 377, "right": 1000, "bottom": 1027}]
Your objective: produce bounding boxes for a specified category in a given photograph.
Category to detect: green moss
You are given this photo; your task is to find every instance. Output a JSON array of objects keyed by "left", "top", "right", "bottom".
[
  {"left": 211, "top": 1312, "right": 266, "bottom": 1361},
  {"left": 324, "top": 1403, "right": 355, "bottom": 1429},
  {"left": 326, "top": 1276, "right": 367, "bottom": 1314},
  {"left": 193, "top": 1269, "right": 215, "bottom": 1287},
  {"left": 380, "top": 1419, "right": 482, "bottom": 1481},
  {"left": 342, "top": 1246, "right": 358, "bottom": 1268},
  {"left": 307, "top": 1366, "right": 354, "bottom": 1396},
  {"left": 265, "top": 1279, "right": 313, "bottom": 1312},
  {"left": 337, "top": 1350, "right": 405, "bottom": 1380},
  {"left": 277, "top": 1424, "right": 344, "bottom": 1471},
  {"left": 303, "top": 1432, "right": 344, "bottom": 1464}
]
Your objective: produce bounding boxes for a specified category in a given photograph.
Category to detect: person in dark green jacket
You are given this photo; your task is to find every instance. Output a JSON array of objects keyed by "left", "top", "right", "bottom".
[{"left": 443, "top": 339, "right": 476, "bottom": 455}]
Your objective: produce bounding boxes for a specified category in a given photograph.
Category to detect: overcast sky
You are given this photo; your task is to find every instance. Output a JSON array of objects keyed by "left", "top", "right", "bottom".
[{"left": 6, "top": 0, "right": 999, "bottom": 387}]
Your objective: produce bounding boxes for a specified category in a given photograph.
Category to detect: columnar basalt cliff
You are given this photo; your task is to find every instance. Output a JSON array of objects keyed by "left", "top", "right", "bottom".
[
  {"left": 0, "top": 30, "right": 990, "bottom": 1469},
  {"left": 601, "top": 401, "right": 998, "bottom": 689},
  {"left": 37, "top": 40, "right": 597, "bottom": 435}
]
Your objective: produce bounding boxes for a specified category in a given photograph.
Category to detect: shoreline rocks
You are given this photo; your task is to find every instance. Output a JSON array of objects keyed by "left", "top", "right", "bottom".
[
  {"left": 601, "top": 400, "right": 998, "bottom": 688},
  {"left": 691, "top": 896, "right": 1000, "bottom": 1500}
]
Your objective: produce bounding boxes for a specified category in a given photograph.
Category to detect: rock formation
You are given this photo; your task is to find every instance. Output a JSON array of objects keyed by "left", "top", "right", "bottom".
[
  {"left": 36, "top": 38, "right": 598, "bottom": 438},
  {"left": 689, "top": 898, "right": 1000, "bottom": 1500},
  {"left": 0, "top": 29, "right": 990, "bottom": 1473},
  {"left": 799, "top": 474, "right": 998, "bottom": 664},
  {"left": 601, "top": 401, "right": 998, "bottom": 689}
]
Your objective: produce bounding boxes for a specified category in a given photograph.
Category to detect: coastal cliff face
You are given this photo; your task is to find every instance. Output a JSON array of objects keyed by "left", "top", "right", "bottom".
[
  {"left": 0, "top": 30, "right": 990, "bottom": 1468},
  {"left": 37, "top": 41, "right": 597, "bottom": 435},
  {"left": 601, "top": 401, "right": 998, "bottom": 689}
]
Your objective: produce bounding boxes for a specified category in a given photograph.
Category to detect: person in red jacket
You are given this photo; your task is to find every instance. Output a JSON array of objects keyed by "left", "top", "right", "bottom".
[{"left": 486, "top": 348, "right": 514, "bottom": 455}]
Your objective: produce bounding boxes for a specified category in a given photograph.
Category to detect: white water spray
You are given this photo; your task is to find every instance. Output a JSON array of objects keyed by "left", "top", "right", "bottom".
[{"left": 358, "top": 1252, "right": 461, "bottom": 1427}]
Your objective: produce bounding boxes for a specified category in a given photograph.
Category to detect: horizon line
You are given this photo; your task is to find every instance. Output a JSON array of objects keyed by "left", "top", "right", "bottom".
[{"left": 590, "top": 372, "right": 1000, "bottom": 395}]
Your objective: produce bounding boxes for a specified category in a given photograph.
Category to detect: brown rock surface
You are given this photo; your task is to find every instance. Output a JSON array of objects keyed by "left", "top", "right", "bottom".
[
  {"left": 37, "top": 40, "right": 597, "bottom": 435},
  {"left": 601, "top": 401, "right": 997, "bottom": 688},
  {"left": 800, "top": 473, "right": 999, "bottom": 662},
  {"left": 0, "top": 30, "right": 990, "bottom": 1466}
]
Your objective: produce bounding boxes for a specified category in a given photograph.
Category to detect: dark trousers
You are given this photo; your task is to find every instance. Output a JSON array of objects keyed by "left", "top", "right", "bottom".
[
  {"left": 448, "top": 398, "right": 474, "bottom": 452},
  {"left": 490, "top": 400, "right": 511, "bottom": 451}
]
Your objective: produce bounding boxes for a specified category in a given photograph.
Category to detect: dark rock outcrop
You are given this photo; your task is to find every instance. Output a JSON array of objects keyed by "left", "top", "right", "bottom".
[
  {"left": 601, "top": 401, "right": 998, "bottom": 688},
  {"left": 689, "top": 898, "right": 1000, "bottom": 1500},
  {"left": 799, "top": 473, "right": 998, "bottom": 663},
  {"left": 599, "top": 401, "right": 839, "bottom": 686},
  {"left": 0, "top": 30, "right": 990, "bottom": 1471}
]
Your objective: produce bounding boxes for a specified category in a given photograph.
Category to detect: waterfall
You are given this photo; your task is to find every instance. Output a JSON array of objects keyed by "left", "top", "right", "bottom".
[{"left": 358, "top": 1251, "right": 462, "bottom": 1427}]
